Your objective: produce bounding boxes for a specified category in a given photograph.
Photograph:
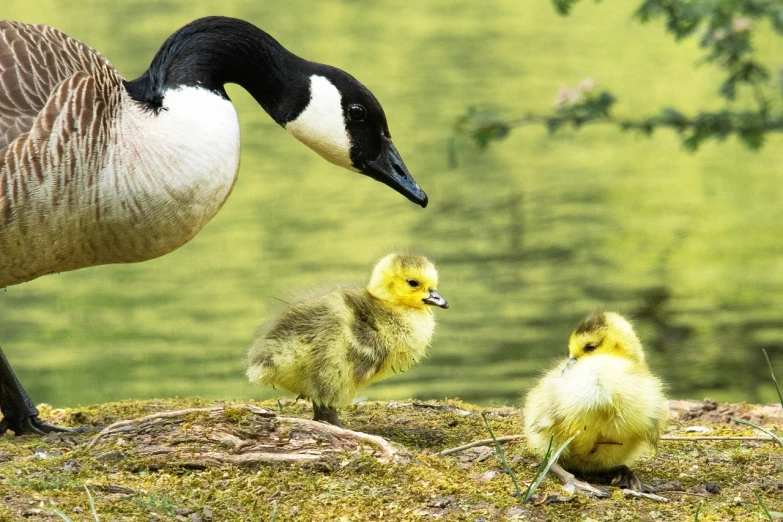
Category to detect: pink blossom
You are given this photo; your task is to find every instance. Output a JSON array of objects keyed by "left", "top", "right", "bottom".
[
  {"left": 556, "top": 87, "right": 580, "bottom": 107},
  {"left": 578, "top": 78, "right": 596, "bottom": 93},
  {"left": 732, "top": 18, "right": 751, "bottom": 32}
]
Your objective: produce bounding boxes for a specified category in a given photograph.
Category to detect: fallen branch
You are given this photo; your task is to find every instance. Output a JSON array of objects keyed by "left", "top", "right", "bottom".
[
  {"left": 87, "top": 407, "right": 221, "bottom": 449},
  {"left": 87, "top": 404, "right": 403, "bottom": 465},
  {"left": 281, "top": 416, "right": 400, "bottom": 462}
]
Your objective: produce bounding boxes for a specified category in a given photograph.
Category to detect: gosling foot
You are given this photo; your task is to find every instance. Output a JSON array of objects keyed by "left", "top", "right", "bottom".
[
  {"left": 312, "top": 404, "right": 342, "bottom": 427},
  {"left": 610, "top": 465, "right": 669, "bottom": 502},
  {"left": 550, "top": 463, "right": 611, "bottom": 498},
  {"left": 610, "top": 465, "right": 652, "bottom": 492}
]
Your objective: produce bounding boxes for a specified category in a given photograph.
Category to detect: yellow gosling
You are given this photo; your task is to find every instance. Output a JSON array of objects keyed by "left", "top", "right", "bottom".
[
  {"left": 247, "top": 253, "right": 448, "bottom": 426},
  {"left": 523, "top": 312, "right": 668, "bottom": 497}
]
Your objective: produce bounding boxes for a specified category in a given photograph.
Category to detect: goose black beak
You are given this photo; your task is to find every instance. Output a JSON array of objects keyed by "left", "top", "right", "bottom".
[
  {"left": 361, "top": 136, "right": 428, "bottom": 208},
  {"left": 423, "top": 289, "right": 449, "bottom": 309},
  {"left": 562, "top": 357, "right": 577, "bottom": 375}
]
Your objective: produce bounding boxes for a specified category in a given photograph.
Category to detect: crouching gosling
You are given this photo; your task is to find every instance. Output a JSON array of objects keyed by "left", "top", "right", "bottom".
[{"left": 523, "top": 312, "right": 668, "bottom": 497}]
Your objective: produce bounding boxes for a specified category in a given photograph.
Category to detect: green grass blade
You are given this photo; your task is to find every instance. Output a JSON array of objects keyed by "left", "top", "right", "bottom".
[
  {"left": 481, "top": 413, "right": 523, "bottom": 500},
  {"left": 762, "top": 349, "right": 783, "bottom": 409},
  {"left": 755, "top": 491, "right": 774, "bottom": 521},
  {"left": 50, "top": 508, "right": 73, "bottom": 522},
  {"left": 523, "top": 434, "right": 576, "bottom": 502},
  {"left": 733, "top": 419, "right": 783, "bottom": 447},
  {"left": 521, "top": 436, "right": 553, "bottom": 501},
  {"left": 694, "top": 501, "right": 701, "bottom": 521},
  {"left": 270, "top": 502, "right": 278, "bottom": 522},
  {"left": 84, "top": 485, "right": 99, "bottom": 521}
]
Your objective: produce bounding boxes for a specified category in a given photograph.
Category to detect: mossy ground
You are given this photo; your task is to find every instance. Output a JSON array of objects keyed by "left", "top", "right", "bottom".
[{"left": 0, "top": 399, "right": 781, "bottom": 521}]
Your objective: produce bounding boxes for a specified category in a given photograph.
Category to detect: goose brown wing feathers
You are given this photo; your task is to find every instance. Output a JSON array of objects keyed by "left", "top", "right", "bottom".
[
  {"left": 0, "top": 21, "right": 125, "bottom": 287},
  {"left": 0, "top": 20, "right": 122, "bottom": 152}
]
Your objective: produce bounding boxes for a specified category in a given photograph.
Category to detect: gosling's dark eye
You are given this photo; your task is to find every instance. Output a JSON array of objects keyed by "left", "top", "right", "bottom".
[
  {"left": 348, "top": 104, "right": 366, "bottom": 122},
  {"left": 407, "top": 280, "right": 420, "bottom": 288},
  {"left": 584, "top": 344, "right": 598, "bottom": 353}
]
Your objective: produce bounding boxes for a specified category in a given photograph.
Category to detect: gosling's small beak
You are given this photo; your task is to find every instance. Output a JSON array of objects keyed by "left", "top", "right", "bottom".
[
  {"left": 561, "top": 357, "right": 577, "bottom": 375},
  {"left": 361, "top": 136, "right": 428, "bottom": 208},
  {"left": 423, "top": 289, "right": 449, "bottom": 309}
]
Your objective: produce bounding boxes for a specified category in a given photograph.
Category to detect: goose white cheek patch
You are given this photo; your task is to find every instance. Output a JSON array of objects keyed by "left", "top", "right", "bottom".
[{"left": 285, "top": 75, "right": 357, "bottom": 171}]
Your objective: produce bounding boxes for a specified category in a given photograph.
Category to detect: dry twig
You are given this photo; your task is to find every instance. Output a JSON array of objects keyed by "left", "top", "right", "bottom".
[
  {"left": 438, "top": 435, "right": 524, "bottom": 456},
  {"left": 622, "top": 489, "right": 669, "bottom": 502},
  {"left": 660, "top": 435, "right": 774, "bottom": 442},
  {"left": 437, "top": 432, "right": 775, "bottom": 458}
]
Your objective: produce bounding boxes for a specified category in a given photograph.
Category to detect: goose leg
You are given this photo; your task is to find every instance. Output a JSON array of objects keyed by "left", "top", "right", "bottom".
[
  {"left": 0, "top": 345, "right": 67, "bottom": 435},
  {"left": 550, "top": 463, "right": 611, "bottom": 498},
  {"left": 312, "top": 403, "right": 342, "bottom": 427}
]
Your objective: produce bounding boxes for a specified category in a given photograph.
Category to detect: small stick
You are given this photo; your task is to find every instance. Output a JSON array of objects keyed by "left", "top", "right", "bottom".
[
  {"left": 732, "top": 419, "right": 783, "bottom": 447},
  {"left": 660, "top": 435, "right": 774, "bottom": 442},
  {"left": 622, "top": 489, "right": 669, "bottom": 502},
  {"left": 659, "top": 490, "right": 710, "bottom": 498},
  {"left": 438, "top": 432, "right": 775, "bottom": 457},
  {"left": 438, "top": 435, "right": 525, "bottom": 456}
]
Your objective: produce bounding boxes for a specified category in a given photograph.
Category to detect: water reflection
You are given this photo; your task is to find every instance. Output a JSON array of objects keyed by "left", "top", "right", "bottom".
[{"left": 1, "top": 0, "right": 782, "bottom": 407}]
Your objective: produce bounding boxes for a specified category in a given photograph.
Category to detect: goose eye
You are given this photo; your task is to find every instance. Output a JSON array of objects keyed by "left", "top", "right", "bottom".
[
  {"left": 348, "top": 104, "right": 366, "bottom": 122},
  {"left": 407, "top": 279, "right": 420, "bottom": 288},
  {"left": 584, "top": 343, "right": 598, "bottom": 353}
]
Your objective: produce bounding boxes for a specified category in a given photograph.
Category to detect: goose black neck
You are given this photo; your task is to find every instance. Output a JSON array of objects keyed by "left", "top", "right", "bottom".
[{"left": 124, "top": 16, "right": 312, "bottom": 125}]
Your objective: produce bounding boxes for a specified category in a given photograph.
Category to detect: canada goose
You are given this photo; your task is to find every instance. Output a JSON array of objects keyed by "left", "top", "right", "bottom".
[
  {"left": 247, "top": 253, "right": 448, "bottom": 426},
  {"left": 523, "top": 312, "right": 668, "bottom": 497},
  {"left": 0, "top": 16, "right": 427, "bottom": 435}
]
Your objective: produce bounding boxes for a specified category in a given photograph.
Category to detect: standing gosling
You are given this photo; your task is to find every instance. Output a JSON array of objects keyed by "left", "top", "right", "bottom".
[
  {"left": 523, "top": 312, "right": 668, "bottom": 497},
  {"left": 247, "top": 253, "right": 448, "bottom": 426}
]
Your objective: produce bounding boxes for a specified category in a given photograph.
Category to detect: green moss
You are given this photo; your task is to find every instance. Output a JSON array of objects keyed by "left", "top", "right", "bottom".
[
  {"left": 0, "top": 399, "right": 781, "bottom": 521},
  {"left": 222, "top": 404, "right": 252, "bottom": 426}
]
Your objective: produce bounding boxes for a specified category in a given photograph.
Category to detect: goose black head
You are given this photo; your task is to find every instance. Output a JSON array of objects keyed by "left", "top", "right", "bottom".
[
  {"left": 125, "top": 17, "right": 427, "bottom": 207},
  {"left": 284, "top": 66, "right": 427, "bottom": 208}
]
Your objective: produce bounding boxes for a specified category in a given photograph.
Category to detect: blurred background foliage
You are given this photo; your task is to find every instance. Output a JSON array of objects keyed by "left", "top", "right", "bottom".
[
  {"left": 1, "top": 0, "right": 782, "bottom": 408},
  {"left": 452, "top": 0, "right": 783, "bottom": 159}
]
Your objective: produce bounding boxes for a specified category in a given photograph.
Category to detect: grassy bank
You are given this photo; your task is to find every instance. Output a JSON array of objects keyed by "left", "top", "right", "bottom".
[{"left": 0, "top": 398, "right": 781, "bottom": 521}]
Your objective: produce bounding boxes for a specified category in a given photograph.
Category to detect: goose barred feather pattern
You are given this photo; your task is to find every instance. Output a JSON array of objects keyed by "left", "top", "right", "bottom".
[
  {"left": 0, "top": 21, "right": 119, "bottom": 150},
  {"left": 0, "top": 21, "right": 242, "bottom": 289},
  {"left": 0, "top": 22, "right": 124, "bottom": 287}
]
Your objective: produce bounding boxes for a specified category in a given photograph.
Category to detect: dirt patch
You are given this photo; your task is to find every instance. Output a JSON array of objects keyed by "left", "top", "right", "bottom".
[{"left": 668, "top": 398, "right": 783, "bottom": 424}]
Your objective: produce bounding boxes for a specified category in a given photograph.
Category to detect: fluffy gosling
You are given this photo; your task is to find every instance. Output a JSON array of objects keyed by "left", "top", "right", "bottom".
[
  {"left": 523, "top": 312, "right": 668, "bottom": 497},
  {"left": 247, "top": 253, "right": 448, "bottom": 426}
]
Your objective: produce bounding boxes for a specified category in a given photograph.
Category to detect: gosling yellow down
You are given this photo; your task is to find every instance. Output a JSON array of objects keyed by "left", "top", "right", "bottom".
[
  {"left": 247, "top": 253, "right": 448, "bottom": 426},
  {"left": 523, "top": 312, "right": 668, "bottom": 496}
]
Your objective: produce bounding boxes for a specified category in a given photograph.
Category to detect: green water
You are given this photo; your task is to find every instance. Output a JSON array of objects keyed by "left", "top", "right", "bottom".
[{"left": 1, "top": 0, "right": 782, "bottom": 409}]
